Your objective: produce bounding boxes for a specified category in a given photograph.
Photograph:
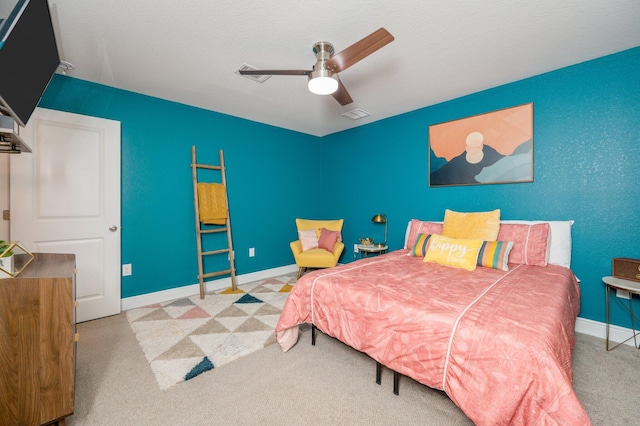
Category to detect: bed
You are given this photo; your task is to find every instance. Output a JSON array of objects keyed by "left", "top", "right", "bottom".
[{"left": 275, "top": 215, "right": 590, "bottom": 425}]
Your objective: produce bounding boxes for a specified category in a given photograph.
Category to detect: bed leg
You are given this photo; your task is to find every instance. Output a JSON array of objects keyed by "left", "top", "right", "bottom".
[
  {"left": 376, "top": 362, "right": 382, "bottom": 385},
  {"left": 311, "top": 324, "right": 317, "bottom": 346},
  {"left": 393, "top": 371, "right": 399, "bottom": 395}
]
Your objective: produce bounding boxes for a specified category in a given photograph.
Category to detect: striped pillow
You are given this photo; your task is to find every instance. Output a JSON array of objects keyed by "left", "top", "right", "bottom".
[
  {"left": 411, "top": 233, "right": 433, "bottom": 257},
  {"left": 477, "top": 240, "right": 514, "bottom": 271}
]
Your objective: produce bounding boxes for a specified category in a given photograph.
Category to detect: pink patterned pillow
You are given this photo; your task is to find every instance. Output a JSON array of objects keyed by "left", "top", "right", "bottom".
[
  {"left": 318, "top": 228, "right": 341, "bottom": 253},
  {"left": 405, "top": 219, "right": 443, "bottom": 249},
  {"left": 497, "top": 223, "right": 550, "bottom": 266}
]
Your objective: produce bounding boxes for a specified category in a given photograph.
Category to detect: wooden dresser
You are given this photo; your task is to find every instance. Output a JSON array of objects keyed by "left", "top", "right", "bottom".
[{"left": 0, "top": 253, "right": 77, "bottom": 426}]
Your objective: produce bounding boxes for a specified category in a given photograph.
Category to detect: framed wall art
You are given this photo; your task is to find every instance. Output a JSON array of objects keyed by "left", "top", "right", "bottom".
[{"left": 428, "top": 103, "right": 533, "bottom": 187}]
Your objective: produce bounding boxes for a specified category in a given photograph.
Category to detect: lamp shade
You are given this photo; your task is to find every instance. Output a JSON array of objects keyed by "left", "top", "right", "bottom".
[
  {"left": 371, "top": 213, "right": 387, "bottom": 224},
  {"left": 308, "top": 69, "right": 338, "bottom": 95}
]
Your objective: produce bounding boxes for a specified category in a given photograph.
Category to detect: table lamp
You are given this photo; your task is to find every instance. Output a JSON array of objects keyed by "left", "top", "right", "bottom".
[{"left": 371, "top": 213, "right": 387, "bottom": 247}]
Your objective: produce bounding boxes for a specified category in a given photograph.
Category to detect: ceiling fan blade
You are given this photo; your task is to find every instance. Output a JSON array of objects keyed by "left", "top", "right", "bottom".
[
  {"left": 238, "top": 69, "right": 310, "bottom": 76},
  {"left": 326, "top": 28, "right": 394, "bottom": 73},
  {"left": 331, "top": 80, "right": 353, "bottom": 106}
]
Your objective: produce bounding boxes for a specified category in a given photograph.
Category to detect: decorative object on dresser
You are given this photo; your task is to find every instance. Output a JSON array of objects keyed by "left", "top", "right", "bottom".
[
  {"left": 0, "top": 240, "right": 14, "bottom": 278},
  {"left": 0, "top": 253, "right": 77, "bottom": 425},
  {"left": 0, "top": 240, "right": 34, "bottom": 278},
  {"left": 612, "top": 258, "right": 640, "bottom": 282}
]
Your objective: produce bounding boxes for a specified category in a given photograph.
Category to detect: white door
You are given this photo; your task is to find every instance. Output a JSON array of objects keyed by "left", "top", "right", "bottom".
[{"left": 10, "top": 107, "right": 121, "bottom": 322}]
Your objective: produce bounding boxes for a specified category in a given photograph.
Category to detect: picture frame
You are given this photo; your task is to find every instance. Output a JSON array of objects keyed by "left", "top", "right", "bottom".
[{"left": 428, "top": 103, "right": 533, "bottom": 187}]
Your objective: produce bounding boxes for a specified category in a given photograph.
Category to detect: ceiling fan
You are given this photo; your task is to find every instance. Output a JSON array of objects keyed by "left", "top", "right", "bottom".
[{"left": 238, "top": 28, "right": 394, "bottom": 106}]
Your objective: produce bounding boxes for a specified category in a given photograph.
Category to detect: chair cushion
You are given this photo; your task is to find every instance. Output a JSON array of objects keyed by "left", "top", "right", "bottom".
[{"left": 296, "top": 247, "right": 340, "bottom": 268}]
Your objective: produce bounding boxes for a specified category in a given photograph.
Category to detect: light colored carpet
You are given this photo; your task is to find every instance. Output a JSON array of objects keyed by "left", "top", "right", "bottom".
[
  {"left": 67, "top": 275, "right": 640, "bottom": 425},
  {"left": 125, "top": 275, "right": 293, "bottom": 389}
]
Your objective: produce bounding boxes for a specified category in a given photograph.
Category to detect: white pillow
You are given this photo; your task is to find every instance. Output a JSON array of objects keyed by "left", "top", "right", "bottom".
[
  {"left": 500, "top": 220, "right": 573, "bottom": 268},
  {"left": 298, "top": 229, "right": 318, "bottom": 251}
]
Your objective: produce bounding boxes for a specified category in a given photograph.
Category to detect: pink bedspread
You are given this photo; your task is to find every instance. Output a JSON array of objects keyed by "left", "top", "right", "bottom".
[{"left": 276, "top": 250, "right": 590, "bottom": 425}]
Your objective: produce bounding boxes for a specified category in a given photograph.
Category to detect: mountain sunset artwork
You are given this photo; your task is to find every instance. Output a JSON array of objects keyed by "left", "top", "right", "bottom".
[{"left": 428, "top": 103, "right": 533, "bottom": 187}]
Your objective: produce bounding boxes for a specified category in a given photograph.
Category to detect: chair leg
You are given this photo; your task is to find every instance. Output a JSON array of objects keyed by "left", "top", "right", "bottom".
[
  {"left": 311, "top": 323, "right": 317, "bottom": 346},
  {"left": 376, "top": 362, "right": 382, "bottom": 385},
  {"left": 393, "top": 371, "right": 400, "bottom": 395},
  {"left": 297, "top": 267, "right": 304, "bottom": 280}
]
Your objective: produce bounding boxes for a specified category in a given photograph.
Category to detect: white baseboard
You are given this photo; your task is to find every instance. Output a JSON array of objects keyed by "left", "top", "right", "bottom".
[
  {"left": 121, "top": 264, "right": 298, "bottom": 311},
  {"left": 575, "top": 316, "right": 639, "bottom": 348},
  {"left": 121, "top": 265, "right": 638, "bottom": 349}
]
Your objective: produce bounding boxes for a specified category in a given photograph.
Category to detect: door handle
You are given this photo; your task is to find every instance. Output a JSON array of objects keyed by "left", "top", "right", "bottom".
[{"left": 109, "top": 225, "right": 118, "bottom": 232}]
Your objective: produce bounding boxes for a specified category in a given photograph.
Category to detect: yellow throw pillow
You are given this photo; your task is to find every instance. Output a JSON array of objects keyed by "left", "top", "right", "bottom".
[
  {"left": 423, "top": 234, "right": 483, "bottom": 271},
  {"left": 441, "top": 209, "right": 501, "bottom": 241}
]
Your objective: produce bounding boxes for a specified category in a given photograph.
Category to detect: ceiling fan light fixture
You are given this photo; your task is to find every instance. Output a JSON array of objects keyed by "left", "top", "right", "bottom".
[
  {"left": 239, "top": 28, "right": 393, "bottom": 105},
  {"left": 308, "top": 69, "right": 338, "bottom": 95}
]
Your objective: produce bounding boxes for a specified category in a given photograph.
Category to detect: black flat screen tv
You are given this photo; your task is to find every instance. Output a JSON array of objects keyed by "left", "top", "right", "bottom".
[{"left": 0, "top": 0, "right": 60, "bottom": 127}]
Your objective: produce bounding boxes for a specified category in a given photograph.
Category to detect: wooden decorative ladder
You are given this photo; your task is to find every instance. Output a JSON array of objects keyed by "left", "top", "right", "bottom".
[{"left": 191, "top": 146, "right": 237, "bottom": 298}]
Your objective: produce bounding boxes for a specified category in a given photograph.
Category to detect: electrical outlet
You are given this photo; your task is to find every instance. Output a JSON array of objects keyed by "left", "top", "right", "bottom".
[
  {"left": 616, "top": 289, "right": 630, "bottom": 299},
  {"left": 249, "top": 247, "right": 255, "bottom": 257},
  {"left": 122, "top": 264, "right": 132, "bottom": 276},
  {"left": 354, "top": 244, "right": 359, "bottom": 253}
]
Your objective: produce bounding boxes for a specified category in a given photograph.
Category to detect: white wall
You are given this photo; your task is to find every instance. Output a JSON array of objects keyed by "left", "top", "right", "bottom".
[{"left": 0, "top": 155, "right": 8, "bottom": 240}]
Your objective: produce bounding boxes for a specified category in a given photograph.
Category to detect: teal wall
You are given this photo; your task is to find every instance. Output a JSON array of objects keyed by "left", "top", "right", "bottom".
[
  {"left": 321, "top": 47, "right": 640, "bottom": 327},
  {"left": 40, "top": 46, "right": 640, "bottom": 329}
]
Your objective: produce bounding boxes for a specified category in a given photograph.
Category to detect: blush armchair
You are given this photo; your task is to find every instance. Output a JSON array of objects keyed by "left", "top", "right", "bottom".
[{"left": 291, "top": 218, "right": 344, "bottom": 279}]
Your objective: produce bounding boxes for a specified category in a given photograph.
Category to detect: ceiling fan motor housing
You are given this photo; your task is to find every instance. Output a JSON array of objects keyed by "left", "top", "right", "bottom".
[
  {"left": 312, "top": 41, "right": 334, "bottom": 60},
  {"left": 312, "top": 42, "right": 335, "bottom": 74},
  {"left": 309, "top": 41, "right": 338, "bottom": 93}
]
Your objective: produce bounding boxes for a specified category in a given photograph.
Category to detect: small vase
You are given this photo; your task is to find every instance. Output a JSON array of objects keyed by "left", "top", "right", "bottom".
[{"left": 0, "top": 254, "right": 14, "bottom": 279}]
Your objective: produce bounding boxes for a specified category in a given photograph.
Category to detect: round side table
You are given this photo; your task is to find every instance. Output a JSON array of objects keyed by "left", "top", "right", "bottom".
[
  {"left": 357, "top": 244, "right": 388, "bottom": 258},
  {"left": 603, "top": 276, "right": 640, "bottom": 351}
]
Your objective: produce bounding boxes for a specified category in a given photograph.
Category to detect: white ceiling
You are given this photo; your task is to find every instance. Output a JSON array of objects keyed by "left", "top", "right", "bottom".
[{"left": 48, "top": 0, "right": 640, "bottom": 137}]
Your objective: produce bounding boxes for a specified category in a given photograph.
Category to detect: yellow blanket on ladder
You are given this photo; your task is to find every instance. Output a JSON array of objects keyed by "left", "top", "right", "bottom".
[{"left": 197, "top": 183, "right": 228, "bottom": 225}]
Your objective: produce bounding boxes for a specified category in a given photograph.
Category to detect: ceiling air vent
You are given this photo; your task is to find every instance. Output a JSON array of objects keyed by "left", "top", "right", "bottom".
[
  {"left": 341, "top": 109, "right": 371, "bottom": 120},
  {"left": 235, "top": 64, "right": 271, "bottom": 83}
]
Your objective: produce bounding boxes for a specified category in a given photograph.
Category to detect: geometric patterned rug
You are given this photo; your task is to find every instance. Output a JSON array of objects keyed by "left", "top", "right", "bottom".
[{"left": 126, "top": 274, "right": 294, "bottom": 390}]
